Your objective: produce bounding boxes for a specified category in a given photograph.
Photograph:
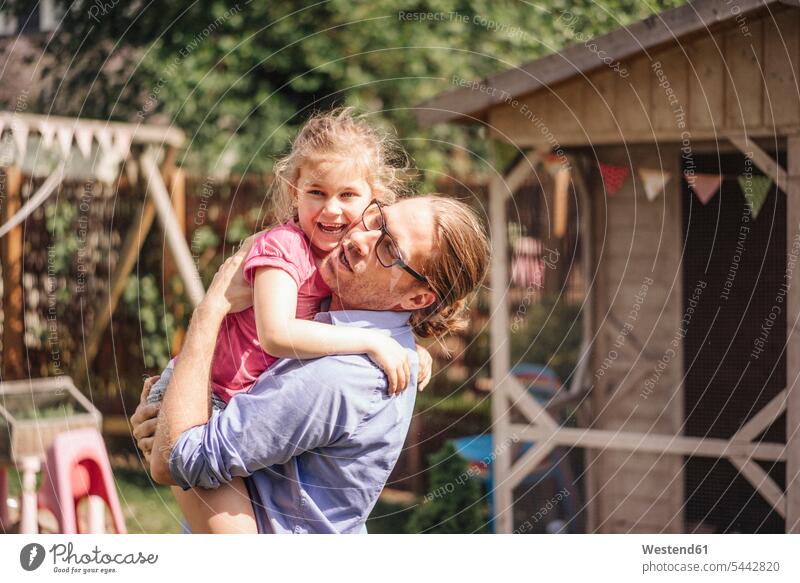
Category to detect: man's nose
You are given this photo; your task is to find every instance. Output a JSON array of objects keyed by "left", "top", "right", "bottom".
[{"left": 348, "top": 228, "right": 378, "bottom": 257}]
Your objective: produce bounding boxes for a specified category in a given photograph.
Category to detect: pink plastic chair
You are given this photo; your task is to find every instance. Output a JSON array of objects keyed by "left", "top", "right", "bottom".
[
  {"left": 0, "top": 467, "right": 8, "bottom": 532},
  {"left": 37, "top": 428, "right": 126, "bottom": 534}
]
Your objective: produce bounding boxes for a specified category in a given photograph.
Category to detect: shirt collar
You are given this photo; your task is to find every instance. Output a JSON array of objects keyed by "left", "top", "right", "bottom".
[{"left": 317, "top": 309, "right": 412, "bottom": 330}]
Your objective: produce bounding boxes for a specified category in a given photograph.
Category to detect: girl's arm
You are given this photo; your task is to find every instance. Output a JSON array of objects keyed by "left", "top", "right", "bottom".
[{"left": 253, "top": 267, "right": 411, "bottom": 393}]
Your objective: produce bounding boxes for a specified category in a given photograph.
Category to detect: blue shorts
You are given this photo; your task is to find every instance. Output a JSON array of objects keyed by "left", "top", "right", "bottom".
[{"left": 147, "top": 359, "right": 227, "bottom": 411}]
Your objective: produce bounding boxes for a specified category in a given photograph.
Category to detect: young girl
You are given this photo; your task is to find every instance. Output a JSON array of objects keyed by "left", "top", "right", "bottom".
[{"left": 147, "top": 108, "right": 428, "bottom": 414}]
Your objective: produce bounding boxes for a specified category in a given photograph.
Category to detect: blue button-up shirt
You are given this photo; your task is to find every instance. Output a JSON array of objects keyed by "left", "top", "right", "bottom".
[{"left": 169, "top": 309, "right": 418, "bottom": 533}]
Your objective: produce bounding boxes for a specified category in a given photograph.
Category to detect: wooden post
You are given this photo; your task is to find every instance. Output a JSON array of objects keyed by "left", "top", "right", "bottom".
[
  {"left": 165, "top": 167, "right": 187, "bottom": 354},
  {"left": 73, "top": 198, "right": 157, "bottom": 387},
  {"left": 140, "top": 148, "right": 204, "bottom": 307},
  {"left": 786, "top": 134, "right": 800, "bottom": 533},
  {"left": 487, "top": 150, "right": 541, "bottom": 533},
  {"left": 489, "top": 158, "right": 514, "bottom": 534},
  {"left": 1, "top": 165, "right": 24, "bottom": 380}
]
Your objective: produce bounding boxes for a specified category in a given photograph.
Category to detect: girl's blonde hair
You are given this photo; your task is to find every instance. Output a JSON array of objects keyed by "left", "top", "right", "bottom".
[{"left": 271, "top": 108, "right": 411, "bottom": 223}]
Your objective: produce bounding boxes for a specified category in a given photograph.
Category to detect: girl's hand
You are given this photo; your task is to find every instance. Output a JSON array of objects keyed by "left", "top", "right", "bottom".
[
  {"left": 416, "top": 345, "right": 433, "bottom": 391},
  {"left": 366, "top": 333, "right": 411, "bottom": 395},
  {"left": 202, "top": 236, "right": 256, "bottom": 315}
]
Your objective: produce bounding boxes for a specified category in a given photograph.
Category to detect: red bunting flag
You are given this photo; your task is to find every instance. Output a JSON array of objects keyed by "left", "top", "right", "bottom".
[
  {"left": 599, "top": 163, "right": 629, "bottom": 196},
  {"left": 685, "top": 172, "right": 723, "bottom": 205},
  {"left": 543, "top": 153, "right": 564, "bottom": 178}
]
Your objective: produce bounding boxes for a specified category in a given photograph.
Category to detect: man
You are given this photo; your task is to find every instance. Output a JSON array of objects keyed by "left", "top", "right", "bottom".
[{"left": 132, "top": 196, "right": 489, "bottom": 533}]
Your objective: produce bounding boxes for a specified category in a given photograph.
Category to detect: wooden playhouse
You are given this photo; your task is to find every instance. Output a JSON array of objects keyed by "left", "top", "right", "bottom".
[{"left": 417, "top": 0, "right": 800, "bottom": 533}]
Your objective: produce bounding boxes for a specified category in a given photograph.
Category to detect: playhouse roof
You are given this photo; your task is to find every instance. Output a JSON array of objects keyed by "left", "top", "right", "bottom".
[{"left": 415, "top": 0, "right": 797, "bottom": 127}]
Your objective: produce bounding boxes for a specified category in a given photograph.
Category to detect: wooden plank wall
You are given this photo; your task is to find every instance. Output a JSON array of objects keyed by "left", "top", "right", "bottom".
[
  {"left": 488, "top": 8, "right": 800, "bottom": 148},
  {"left": 585, "top": 144, "right": 684, "bottom": 533}
]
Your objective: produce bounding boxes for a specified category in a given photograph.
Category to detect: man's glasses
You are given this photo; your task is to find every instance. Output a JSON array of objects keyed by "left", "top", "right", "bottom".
[{"left": 360, "top": 200, "right": 428, "bottom": 284}]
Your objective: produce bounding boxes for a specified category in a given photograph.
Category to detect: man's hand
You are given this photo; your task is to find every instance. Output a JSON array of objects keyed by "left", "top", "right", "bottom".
[
  {"left": 202, "top": 235, "right": 258, "bottom": 316},
  {"left": 131, "top": 376, "right": 161, "bottom": 466}
]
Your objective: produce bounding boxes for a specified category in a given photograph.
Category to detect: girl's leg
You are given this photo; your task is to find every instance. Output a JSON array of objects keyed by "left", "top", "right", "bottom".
[
  {"left": 150, "top": 363, "right": 257, "bottom": 533},
  {"left": 171, "top": 477, "right": 258, "bottom": 534}
]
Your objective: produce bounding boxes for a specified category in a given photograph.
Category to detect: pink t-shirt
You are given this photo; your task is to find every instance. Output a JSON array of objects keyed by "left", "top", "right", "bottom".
[{"left": 209, "top": 222, "right": 331, "bottom": 403}]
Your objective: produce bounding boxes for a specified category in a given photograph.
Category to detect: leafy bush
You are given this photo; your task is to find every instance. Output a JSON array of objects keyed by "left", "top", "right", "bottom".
[
  {"left": 407, "top": 442, "right": 488, "bottom": 534},
  {"left": 122, "top": 274, "right": 175, "bottom": 370}
]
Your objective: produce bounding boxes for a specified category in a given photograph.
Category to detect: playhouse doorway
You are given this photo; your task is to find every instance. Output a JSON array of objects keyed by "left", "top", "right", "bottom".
[{"left": 681, "top": 150, "right": 787, "bottom": 533}]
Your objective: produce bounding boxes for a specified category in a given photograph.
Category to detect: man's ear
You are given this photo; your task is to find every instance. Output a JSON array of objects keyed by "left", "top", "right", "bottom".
[{"left": 399, "top": 289, "right": 437, "bottom": 311}]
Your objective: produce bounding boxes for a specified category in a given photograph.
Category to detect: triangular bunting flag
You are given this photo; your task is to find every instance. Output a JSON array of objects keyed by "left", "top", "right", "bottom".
[
  {"left": 96, "top": 128, "right": 113, "bottom": 154},
  {"left": 75, "top": 127, "right": 94, "bottom": 159},
  {"left": 543, "top": 153, "right": 564, "bottom": 178},
  {"left": 113, "top": 129, "right": 132, "bottom": 159},
  {"left": 686, "top": 172, "right": 722, "bottom": 205},
  {"left": 57, "top": 126, "right": 74, "bottom": 158},
  {"left": 39, "top": 121, "right": 56, "bottom": 150},
  {"left": 638, "top": 168, "right": 672, "bottom": 201},
  {"left": 739, "top": 175, "right": 773, "bottom": 219},
  {"left": 12, "top": 122, "right": 29, "bottom": 160},
  {"left": 599, "top": 163, "right": 629, "bottom": 196}
]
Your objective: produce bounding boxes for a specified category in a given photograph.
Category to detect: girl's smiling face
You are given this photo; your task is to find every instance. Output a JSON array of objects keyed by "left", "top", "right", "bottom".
[{"left": 293, "top": 156, "right": 373, "bottom": 256}]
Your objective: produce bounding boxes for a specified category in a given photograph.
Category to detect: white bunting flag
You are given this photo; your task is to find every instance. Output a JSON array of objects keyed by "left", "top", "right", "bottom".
[
  {"left": 638, "top": 168, "right": 672, "bottom": 201},
  {"left": 75, "top": 127, "right": 94, "bottom": 159},
  {"left": 39, "top": 121, "right": 56, "bottom": 150},
  {"left": 57, "top": 126, "right": 74, "bottom": 158},
  {"left": 113, "top": 129, "right": 132, "bottom": 159},
  {"left": 12, "top": 121, "right": 29, "bottom": 160},
  {"left": 96, "top": 127, "right": 113, "bottom": 154}
]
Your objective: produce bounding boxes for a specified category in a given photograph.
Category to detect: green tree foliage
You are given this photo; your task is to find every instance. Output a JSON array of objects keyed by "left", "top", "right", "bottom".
[
  {"left": 407, "top": 441, "right": 488, "bottom": 533},
  {"left": 19, "top": 0, "right": 686, "bottom": 177}
]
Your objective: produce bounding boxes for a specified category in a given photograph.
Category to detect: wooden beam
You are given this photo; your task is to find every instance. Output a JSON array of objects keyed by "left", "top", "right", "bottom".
[
  {"left": 488, "top": 128, "right": 800, "bottom": 150},
  {"left": 489, "top": 146, "right": 523, "bottom": 534},
  {"left": 491, "top": 389, "right": 514, "bottom": 534},
  {"left": 501, "top": 376, "right": 558, "bottom": 430},
  {"left": 731, "top": 389, "right": 787, "bottom": 442},
  {"left": 0, "top": 111, "right": 185, "bottom": 148},
  {"left": 510, "top": 424, "right": 787, "bottom": 462},
  {"left": 786, "top": 134, "right": 800, "bottom": 533},
  {"left": 0, "top": 161, "right": 66, "bottom": 239},
  {"left": 729, "top": 456, "right": 786, "bottom": 519},
  {"left": 565, "top": 156, "right": 594, "bottom": 398},
  {"left": 488, "top": 151, "right": 540, "bottom": 202},
  {"left": 507, "top": 442, "right": 556, "bottom": 490},
  {"left": 164, "top": 167, "right": 187, "bottom": 354},
  {"left": 73, "top": 197, "right": 157, "bottom": 388},
  {"left": 1, "top": 166, "right": 24, "bottom": 379},
  {"left": 140, "top": 148, "right": 204, "bottom": 307},
  {"left": 728, "top": 135, "right": 789, "bottom": 193}
]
